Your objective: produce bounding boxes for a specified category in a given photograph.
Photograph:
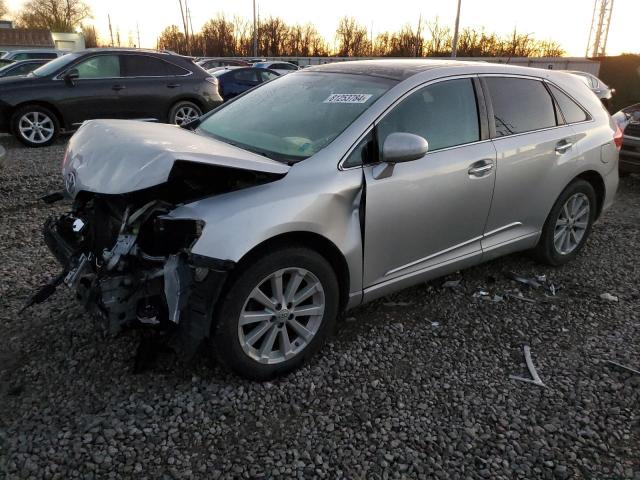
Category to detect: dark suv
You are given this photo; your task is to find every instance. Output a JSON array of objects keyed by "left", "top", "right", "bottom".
[{"left": 0, "top": 49, "right": 223, "bottom": 147}]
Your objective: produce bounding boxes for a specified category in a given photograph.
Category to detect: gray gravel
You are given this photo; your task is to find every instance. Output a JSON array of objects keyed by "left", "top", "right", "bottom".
[{"left": 1, "top": 135, "right": 639, "bottom": 479}]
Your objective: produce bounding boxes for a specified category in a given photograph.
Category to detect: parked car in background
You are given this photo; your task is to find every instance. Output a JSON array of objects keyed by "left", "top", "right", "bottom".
[
  {"left": 567, "top": 71, "right": 614, "bottom": 108},
  {"left": 0, "top": 49, "right": 65, "bottom": 62},
  {"left": 208, "top": 66, "right": 279, "bottom": 101},
  {"left": 253, "top": 61, "right": 299, "bottom": 75},
  {"left": 197, "top": 58, "right": 250, "bottom": 70},
  {"left": 613, "top": 103, "right": 640, "bottom": 175},
  {"left": 0, "top": 59, "right": 48, "bottom": 78},
  {"left": 0, "top": 48, "right": 223, "bottom": 147},
  {"left": 41, "top": 60, "right": 618, "bottom": 380}
]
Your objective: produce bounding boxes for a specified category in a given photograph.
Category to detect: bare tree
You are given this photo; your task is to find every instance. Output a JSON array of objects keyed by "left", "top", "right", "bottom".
[
  {"left": 0, "top": 0, "right": 8, "bottom": 18},
  {"left": 158, "top": 25, "right": 187, "bottom": 54},
  {"left": 335, "top": 17, "right": 370, "bottom": 56},
  {"left": 15, "top": 0, "right": 91, "bottom": 33},
  {"left": 81, "top": 24, "right": 99, "bottom": 48}
]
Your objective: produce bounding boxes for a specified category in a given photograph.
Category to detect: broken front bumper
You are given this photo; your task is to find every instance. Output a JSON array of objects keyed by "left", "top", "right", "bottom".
[{"left": 41, "top": 207, "right": 233, "bottom": 351}]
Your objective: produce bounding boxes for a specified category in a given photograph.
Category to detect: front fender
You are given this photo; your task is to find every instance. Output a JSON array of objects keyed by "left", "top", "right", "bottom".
[{"left": 167, "top": 166, "right": 365, "bottom": 298}]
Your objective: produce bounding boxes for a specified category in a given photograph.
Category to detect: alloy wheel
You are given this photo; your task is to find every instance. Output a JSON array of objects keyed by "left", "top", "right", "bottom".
[
  {"left": 173, "top": 106, "right": 200, "bottom": 125},
  {"left": 18, "top": 111, "right": 55, "bottom": 144},
  {"left": 238, "top": 267, "right": 325, "bottom": 364},
  {"left": 553, "top": 193, "right": 590, "bottom": 255}
]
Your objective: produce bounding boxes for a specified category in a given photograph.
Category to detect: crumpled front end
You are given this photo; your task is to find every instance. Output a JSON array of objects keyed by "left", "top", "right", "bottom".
[
  {"left": 38, "top": 152, "right": 286, "bottom": 351},
  {"left": 44, "top": 193, "right": 216, "bottom": 337}
]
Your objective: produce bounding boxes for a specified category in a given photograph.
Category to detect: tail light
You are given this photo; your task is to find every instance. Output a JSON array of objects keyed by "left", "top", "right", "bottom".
[
  {"left": 613, "top": 124, "right": 624, "bottom": 151},
  {"left": 61, "top": 148, "right": 69, "bottom": 169},
  {"left": 205, "top": 77, "right": 218, "bottom": 86}
]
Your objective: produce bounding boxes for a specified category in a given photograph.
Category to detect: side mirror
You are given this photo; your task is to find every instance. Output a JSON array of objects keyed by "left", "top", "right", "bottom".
[
  {"left": 632, "top": 111, "right": 640, "bottom": 122},
  {"left": 64, "top": 69, "right": 79, "bottom": 85},
  {"left": 382, "top": 132, "right": 429, "bottom": 164}
]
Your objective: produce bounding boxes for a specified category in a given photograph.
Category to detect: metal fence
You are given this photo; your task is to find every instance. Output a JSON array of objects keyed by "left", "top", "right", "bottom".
[{"left": 242, "top": 56, "right": 600, "bottom": 75}]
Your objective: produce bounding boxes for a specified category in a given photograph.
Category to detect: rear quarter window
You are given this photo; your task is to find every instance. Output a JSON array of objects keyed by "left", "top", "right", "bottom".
[
  {"left": 548, "top": 84, "right": 589, "bottom": 124},
  {"left": 485, "top": 77, "right": 557, "bottom": 137}
]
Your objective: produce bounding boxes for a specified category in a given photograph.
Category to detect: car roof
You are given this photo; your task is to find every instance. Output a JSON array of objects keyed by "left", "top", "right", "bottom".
[
  {"left": 304, "top": 59, "right": 593, "bottom": 83},
  {"left": 305, "top": 59, "right": 486, "bottom": 80},
  {"left": 79, "top": 48, "right": 180, "bottom": 57}
]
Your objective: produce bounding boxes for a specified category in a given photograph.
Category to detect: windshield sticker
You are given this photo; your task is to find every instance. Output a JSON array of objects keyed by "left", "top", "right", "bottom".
[{"left": 324, "top": 93, "right": 372, "bottom": 104}]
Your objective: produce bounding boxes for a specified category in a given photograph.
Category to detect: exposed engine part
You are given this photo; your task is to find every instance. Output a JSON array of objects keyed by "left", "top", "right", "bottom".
[{"left": 64, "top": 252, "right": 93, "bottom": 288}]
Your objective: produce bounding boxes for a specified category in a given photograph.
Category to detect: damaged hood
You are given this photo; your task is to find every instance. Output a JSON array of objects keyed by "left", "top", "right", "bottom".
[{"left": 63, "top": 120, "right": 289, "bottom": 196}]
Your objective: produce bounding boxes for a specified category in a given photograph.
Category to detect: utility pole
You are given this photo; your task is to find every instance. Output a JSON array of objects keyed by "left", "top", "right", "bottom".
[
  {"left": 178, "top": 0, "right": 189, "bottom": 54},
  {"left": 108, "top": 14, "right": 114, "bottom": 47},
  {"left": 136, "top": 23, "right": 141, "bottom": 49},
  {"left": 451, "top": 0, "right": 462, "bottom": 58},
  {"left": 415, "top": 13, "right": 422, "bottom": 57},
  {"left": 253, "top": 0, "right": 258, "bottom": 57}
]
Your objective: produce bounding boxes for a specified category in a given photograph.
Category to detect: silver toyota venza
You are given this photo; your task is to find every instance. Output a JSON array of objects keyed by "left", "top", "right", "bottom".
[{"left": 39, "top": 60, "right": 620, "bottom": 380}]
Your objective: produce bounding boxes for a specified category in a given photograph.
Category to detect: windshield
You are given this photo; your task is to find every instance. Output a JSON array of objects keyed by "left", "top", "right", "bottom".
[
  {"left": 31, "top": 53, "right": 77, "bottom": 77},
  {"left": 197, "top": 72, "right": 395, "bottom": 162}
]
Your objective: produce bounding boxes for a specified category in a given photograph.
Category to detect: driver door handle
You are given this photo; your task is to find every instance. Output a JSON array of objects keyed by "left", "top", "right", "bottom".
[
  {"left": 112, "top": 84, "right": 126, "bottom": 91},
  {"left": 468, "top": 160, "right": 494, "bottom": 177},
  {"left": 167, "top": 84, "right": 181, "bottom": 88}
]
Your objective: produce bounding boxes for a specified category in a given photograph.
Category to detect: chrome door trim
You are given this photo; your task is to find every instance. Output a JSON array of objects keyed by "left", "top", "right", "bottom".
[
  {"left": 53, "top": 53, "right": 194, "bottom": 81},
  {"left": 483, "top": 222, "right": 523, "bottom": 238},
  {"left": 384, "top": 234, "right": 483, "bottom": 277}
]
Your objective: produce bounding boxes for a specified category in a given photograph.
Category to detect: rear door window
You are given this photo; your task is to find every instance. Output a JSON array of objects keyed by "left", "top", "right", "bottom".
[
  {"left": 258, "top": 70, "right": 279, "bottom": 82},
  {"left": 485, "top": 77, "right": 556, "bottom": 137},
  {"left": 548, "top": 84, "right": 589, "bottom": 124},
  {"left": 121, "top": 55, "right": 189, "bottom": 77},
  {"left": 377, "top": 78, "right": 480, "bottom": 152},
  {"left": 233, "top": 69, "right": 259, "bottom": 83}
]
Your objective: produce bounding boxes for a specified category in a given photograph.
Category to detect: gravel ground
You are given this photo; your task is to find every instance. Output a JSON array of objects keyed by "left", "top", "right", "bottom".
[{"left": 1, "top": 135, "right": 639, "bottom": 479}]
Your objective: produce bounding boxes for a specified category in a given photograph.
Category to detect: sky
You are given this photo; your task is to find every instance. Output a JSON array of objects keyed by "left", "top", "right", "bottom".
[{"left": 5, "top": 0, "right": 640, "bottom": 56}]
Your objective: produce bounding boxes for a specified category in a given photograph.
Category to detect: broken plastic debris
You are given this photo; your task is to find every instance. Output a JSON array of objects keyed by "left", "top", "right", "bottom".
[
  {"left": 442, "top": 279, "right": 461, "bottom": 288},
  {"left": 472, "top": 290, "right": 490, "bottom": 298},
  {"left": 491, "top": 294, "right": 504, "bottom": 303},
  {"left": 510, "top": 345, "right": 545, "bottom": 387},
  {"left": 431, "top": 321, "right": 440, "bottom": 327},
  {"left": 507, "top": 272, "right": 542, "bottom": 289},
  {"left": 506, "top": 292, "right": 536, "bottom": 304},
  {"left": 383, "top": 301, "right": 413, "bottom": 307},
  {"left": 605, "top": 360, "right": 640, "bottom": 376},
  {"left": 599, "top": 293, "right": 619, "bottom": 302}
]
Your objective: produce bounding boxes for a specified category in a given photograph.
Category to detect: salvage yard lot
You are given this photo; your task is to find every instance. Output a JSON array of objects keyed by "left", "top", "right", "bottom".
[{"left": 0, "top": 136, "right": 639, "bottom": 479}]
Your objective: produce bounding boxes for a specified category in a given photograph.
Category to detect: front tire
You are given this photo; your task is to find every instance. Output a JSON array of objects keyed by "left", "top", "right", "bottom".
[
  {"left": 11, "top": 105, "right": 59, "bottom": 147},
  {"left": 168, "top": 101, "right": 202, "bottom": 126},
  {"left": 211, "top": 247, "right": 339, "bottom": 380},
  {"left": 535, "top": 179, "right": 597, "bottom": 266}
]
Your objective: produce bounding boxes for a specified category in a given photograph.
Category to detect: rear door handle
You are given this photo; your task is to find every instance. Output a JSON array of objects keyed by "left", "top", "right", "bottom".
[
  {"left": 555, "top": 140, "right": 573, "bottom": 154},
  {"left": 167, "top": 84, "right": 181, "bottom": 88},
  {"left": 468, "top": 160, "right": 494, "bottom": 177},
  {"left": 112, "top": 84, "right": 126, "bottom": 91}
]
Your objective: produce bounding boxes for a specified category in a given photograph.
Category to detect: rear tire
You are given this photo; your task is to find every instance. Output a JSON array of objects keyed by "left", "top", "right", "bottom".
[
  {"left": 211, "top": 247, "right": 339, "bottom": 381},
  {"left": 168, "top": 101, "right": 202, "bottom": 126},
  {"left": 535, "top": 179, "right": 597, "bottom": 266},
  {"left": 11, "top": 105, "right": 59, "bottom": 147}
]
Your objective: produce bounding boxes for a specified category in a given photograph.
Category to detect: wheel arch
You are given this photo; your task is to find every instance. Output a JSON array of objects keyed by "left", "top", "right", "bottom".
[
  {"left": 573, "top": 170, "right": 606, "bottom": 219},
  {"left": 10, "top": 101, "right": 65, "bottom": 131},
  {"left": 233, "top": 231, "right": 351, "bottom": 312},
  {"left": 167, "top": 97, "right": 204, "bottom": 121}
]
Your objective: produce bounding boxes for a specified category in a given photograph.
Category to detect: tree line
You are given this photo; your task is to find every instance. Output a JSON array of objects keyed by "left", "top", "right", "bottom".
[
  {"left": 3, "top": 0, "right": 565, "bottom": 58},
  {"left": 159, "top": 15, "right": 565, "bottom": 58}
]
